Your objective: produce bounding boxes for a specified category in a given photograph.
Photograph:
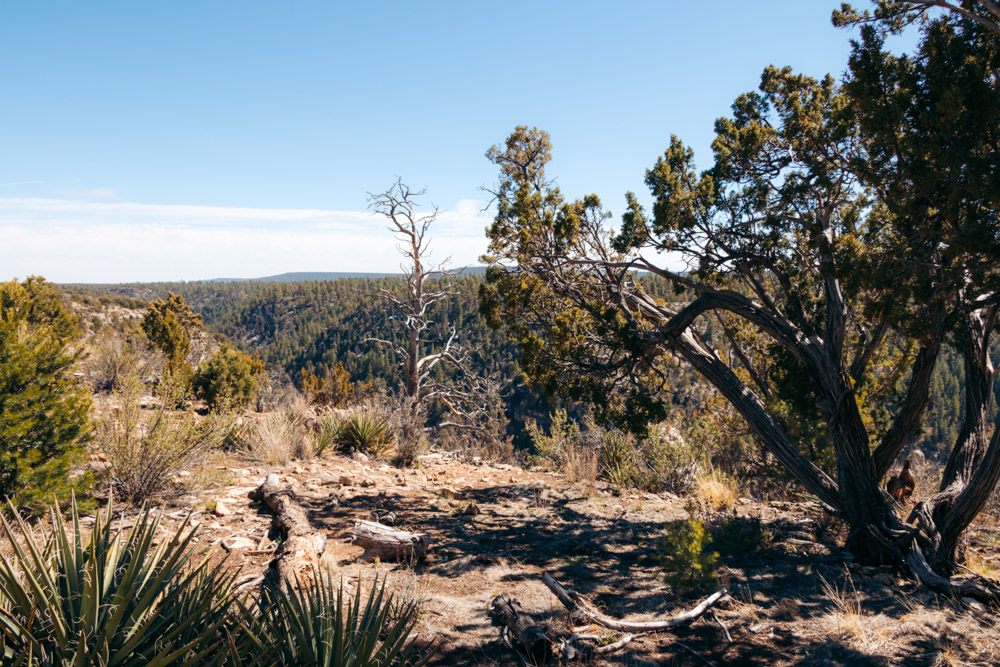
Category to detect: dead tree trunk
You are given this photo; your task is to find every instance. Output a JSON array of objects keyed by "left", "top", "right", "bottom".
[
  {"left": 352, "top": 519, "right": 430, "bottom": 562},
  {"left": 249, "top": 474, "right": 327, "bottom": 592},
  {"left": 488, "top": 594, "right": 553, "bottom": 665}
]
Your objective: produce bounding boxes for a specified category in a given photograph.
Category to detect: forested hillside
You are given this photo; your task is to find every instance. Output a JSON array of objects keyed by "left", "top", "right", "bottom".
[{"left": 64, "top": 275, "right": 982, "bottom": 458}]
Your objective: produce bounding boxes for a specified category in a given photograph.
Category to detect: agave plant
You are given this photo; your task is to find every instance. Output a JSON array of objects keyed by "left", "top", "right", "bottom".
[
  {"left": 339, "top": 414, "right": 394, "bottom": 457},
  {"left": 236, "top": 570, "right": 435, "bottom": 666},
  {"left": 0, "top": 496, "right": 235, "bottom": 665}
]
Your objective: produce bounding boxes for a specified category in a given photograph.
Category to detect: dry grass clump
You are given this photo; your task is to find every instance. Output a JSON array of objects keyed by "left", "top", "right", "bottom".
[
  {"left": 562, "top": 442, "right": 599, "bottom": 493},
  {"left": 242, "top": 412, "right": 313, "bottom": 465},
  {"left": 694, "top": 468, "right": 740, "bottom": 511}
]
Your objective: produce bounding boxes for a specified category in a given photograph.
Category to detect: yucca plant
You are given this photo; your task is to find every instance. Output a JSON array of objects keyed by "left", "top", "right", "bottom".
[
  {"left": 339, "top": 414, "right": 394, "bottom": 457},
  {"left": 600, "top": 429, "right": 636, "bottom": 488},
  {"left": 235, "top": 570, "right": 434, "bottom": 666},
  {"left": 0, "top": 496, "right": 236, "bottom": 665},
  {"left": 312, "top": 416, "right": 344, "bottom": 458}
]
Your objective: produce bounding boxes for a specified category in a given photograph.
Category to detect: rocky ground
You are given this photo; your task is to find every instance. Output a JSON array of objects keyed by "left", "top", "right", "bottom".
[{"left": 90, "top": 449, "right": 999, "bottom": 667}]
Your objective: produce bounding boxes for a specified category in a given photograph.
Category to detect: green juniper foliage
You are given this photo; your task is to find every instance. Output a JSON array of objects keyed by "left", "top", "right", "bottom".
[
  {"left": 193, "top": 343, "right": 266, "bottom": 412},
  {"left": 0, "top": 277, "right": 91, "bottom": 511},
  {"left": 140, "top": 292, "right": 202, "bottom": 373}
]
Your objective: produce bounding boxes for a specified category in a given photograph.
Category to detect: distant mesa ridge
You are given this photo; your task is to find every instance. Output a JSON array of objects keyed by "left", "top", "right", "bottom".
[{"left": 207, "top": 267, "right": 487, "bottom": 283}]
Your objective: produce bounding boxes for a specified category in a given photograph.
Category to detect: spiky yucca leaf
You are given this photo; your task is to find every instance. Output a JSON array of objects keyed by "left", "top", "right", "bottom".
[
  {"left": 239, "top": 570, "right": 434, "bottom": 667},
  {"left": 0, "top": 496, "right": 235, "bottom": 665},
  {"left": 339, "top": 415, "right": 394, "bottom": 457}
]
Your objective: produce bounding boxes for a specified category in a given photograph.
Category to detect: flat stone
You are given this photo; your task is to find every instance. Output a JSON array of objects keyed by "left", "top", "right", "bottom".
[
  {"left": 221, "top": 537, "right": 256, "bottom": 552},
  {"left": 214, "top": 501, "right": 232, "bottom": 517}
]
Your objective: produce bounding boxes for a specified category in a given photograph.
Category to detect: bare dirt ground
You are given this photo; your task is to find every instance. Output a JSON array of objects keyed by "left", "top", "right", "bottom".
[{"left": 106, "top": 451, "right": 1000, "bottom": 666}]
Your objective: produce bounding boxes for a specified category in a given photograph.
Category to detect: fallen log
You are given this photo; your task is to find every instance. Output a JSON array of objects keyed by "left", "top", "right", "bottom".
[
  {"left": 249, "top": 474, "right": 327, "bottom": 591},
  {"left": 353, "top": 519, "right": 430, "bottom": 562},
  {"left": 542, "top": 572, "right": 728, "bottom": 633},
  {"left": 488, "top": 593, "right": 553, "bottom": 665}
]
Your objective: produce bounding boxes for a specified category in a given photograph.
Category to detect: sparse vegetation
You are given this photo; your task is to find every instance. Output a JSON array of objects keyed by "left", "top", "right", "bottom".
[
  {"left": 242, "top": 411, "right": 313, "bottom": 464},
  {"left": 694, "top": 468, "right": 741, "bottom": 512},
  {"left": 657, "top": 507, "right": 719, "bottom": 595},
  {"left": 99, "top": 373, "right": 227, "bottom": 503}
]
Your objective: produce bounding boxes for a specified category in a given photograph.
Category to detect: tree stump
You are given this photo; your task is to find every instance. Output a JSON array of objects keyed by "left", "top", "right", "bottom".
[
  {"left": 249, "top": 474, "right": 327, "bottom": 591},
  {"left": 352, "top": 519, "right": 430, "bottom": 562},
  {"left": 488, "top": 593, "right": 552, "bottom": 665}
]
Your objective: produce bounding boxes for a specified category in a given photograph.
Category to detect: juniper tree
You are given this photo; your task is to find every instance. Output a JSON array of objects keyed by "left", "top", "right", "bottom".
[
  {"left": 479, "top": 57, "right": 999, "bottom": 600},
  {"left": 140, "top": 292, "right": 202, "bottom": 373},
  {"left": 833, "top": 1, "right": 1000, "bottom": 590},
  {"left": 0, "top": 277, "right": 90, "bottom": 509}
]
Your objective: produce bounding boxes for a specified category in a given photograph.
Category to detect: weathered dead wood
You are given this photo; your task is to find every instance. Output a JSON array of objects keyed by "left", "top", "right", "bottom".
[
  {"left": 488, "top": 593, "right": 553, "bottom": 665},
  {"left": 249, "top": 474, "right": 327, "bottom": 591},
  {"left": 353, "top": 519, "right": 430, "bottom": 562},
  {"left": 542, "top": 572, "right": 728, "bottom": 632},
  {"left": 907, "top": 541, "right": 1000, "bottom": 604}
]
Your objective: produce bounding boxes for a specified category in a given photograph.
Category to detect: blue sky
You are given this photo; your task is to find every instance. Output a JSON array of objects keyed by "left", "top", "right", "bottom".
[{"left": 2, "top": 2, "right": 871, "bottom": 282}]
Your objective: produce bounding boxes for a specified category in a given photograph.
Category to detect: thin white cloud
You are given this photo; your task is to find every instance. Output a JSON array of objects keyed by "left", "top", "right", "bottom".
[{"left": 0, "top": 196, "right": 492, "bottom": 283}]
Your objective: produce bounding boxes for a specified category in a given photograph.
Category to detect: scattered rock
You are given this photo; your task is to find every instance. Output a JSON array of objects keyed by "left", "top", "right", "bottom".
[
  {"left": 339, "top": 475, "right": 354, "bottom": 486},
  {"left": 463, "top": 503, "right": 480, "bottom": 517},
  {"left": 352, "top": 451, "right": 369, "bottom": 463},
  {"left": 221, "top": 536, "right": 256, "bottom": 552},
  {"left": 214, "top": 500, "right": 232, "bottom": 517},
  {"left": 439, "top": 487, "right": 462, "bottom": 500},
  {"left": 361, "top": 478, "right": 376, "bottom": 488}
]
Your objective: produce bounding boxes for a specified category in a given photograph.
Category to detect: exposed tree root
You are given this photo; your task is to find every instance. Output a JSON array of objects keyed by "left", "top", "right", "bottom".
[{"left": 907, "top": 541, "right": 1000, "bottom": 604}]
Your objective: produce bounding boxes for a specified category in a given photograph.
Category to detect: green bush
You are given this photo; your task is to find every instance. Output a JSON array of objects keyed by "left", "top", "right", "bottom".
[
  {"left": 339, "top": 413, "right": 394, "bottom": 456},
  {"left": 711, "top": 514, "right": 773, "bottom": 557},
  {"left": 313, "top": 414, "right": 345, "bottom": 457},
  {"left": 193, "top": 344, "right": 265, "bottom": 412},
  {"left": 524, "top": 408, "right": 580, "bottom": 468},
  {"left": 658, "top": 509, "right": 719, "bottom": 594},
  {"left": 0, "top": 277, "right": 91, "bottom": 511}
]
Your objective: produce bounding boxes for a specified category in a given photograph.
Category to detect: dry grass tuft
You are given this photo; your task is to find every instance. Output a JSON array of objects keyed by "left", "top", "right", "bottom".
[
  {"left": 243, "top": 412, "right": 313, "bottom": 465},
  {"left": 694, "top": 468, "right": 740, "bottom": 511},
  {"left": 562, "top": 443, "right": 599, "bottom": 493}
]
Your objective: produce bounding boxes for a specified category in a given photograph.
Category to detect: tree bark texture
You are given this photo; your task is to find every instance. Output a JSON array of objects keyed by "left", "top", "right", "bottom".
[
  {"left": 249, "top": 474, "right": 327, "bottom": 592},
  {"left": 352, "top": 519, "right": 430, "bottom": 562}
]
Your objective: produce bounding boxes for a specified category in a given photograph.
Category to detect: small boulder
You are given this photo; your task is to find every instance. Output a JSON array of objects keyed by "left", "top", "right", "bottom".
[
  {"left": 352, "top": 451, "right": 370, "bottom": 463},
  {"left": 339, "top": 475, "right": 354, "bottom": 486},
  {"left": 214, "top": 500, "right": 232, "bottom": 517}
]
